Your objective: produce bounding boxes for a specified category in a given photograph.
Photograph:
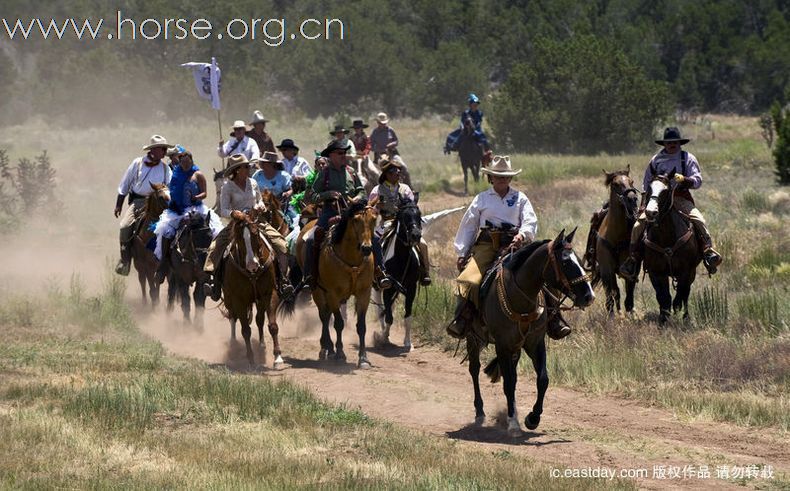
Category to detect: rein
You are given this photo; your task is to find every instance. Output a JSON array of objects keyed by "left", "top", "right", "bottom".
[
  {"left": 323, "top": 205, "right": 373, "bottom": 291},
  {"left": 643, "top": 178, "right": 693, "bottom": 279},
  {"left": 227, "top": 221, "right": 275, "bottom": 301}
]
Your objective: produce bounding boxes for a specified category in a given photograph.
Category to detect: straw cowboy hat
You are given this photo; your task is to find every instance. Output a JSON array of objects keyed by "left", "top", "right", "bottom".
[
  {"left": 228, "top": 120, "right": 248, "bottom": 136},
  {"left": 320, "top": 140, "right": 351, "bottom": 157},
  {"left": 249, "top": 110, "right": 268, "bottom": 125},
  {"left": 276, "top": 138, "right": 299, "bottom": 152},
  {"left": 224, "top": 154, "right": 251, "bottom": 178},
  {"left": 655, "top": 127, "right": 690, "bottom": 146},
  {"left": 142, "top": 134, "right": 174, "bottom": 151},
  {"left": 166, "top": 144, "right": 186, "bottom": 157},
  {"left": 481, "top": 155, "right": 521, "bottom": 177},
  {"left": 255, "top": 151, "right": 284, "bottom": 170},
  {"left": 352, "top": 119, "right": 369, "bottom": 129},
  {"left": 378, "top": 156, "right": 403, "bottom": 184},
  {"left": 376, "top": 112, "right": 389, "bottom": 124}
]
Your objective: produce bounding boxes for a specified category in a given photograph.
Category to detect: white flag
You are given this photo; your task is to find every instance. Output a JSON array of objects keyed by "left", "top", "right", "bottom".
[{"left": 181, "top": 57, "right": 221, "bottom": 110}]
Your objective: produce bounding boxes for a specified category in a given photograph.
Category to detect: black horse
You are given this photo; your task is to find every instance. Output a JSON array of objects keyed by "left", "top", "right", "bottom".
[
  {"left": 373, "top": 197, "right": 423, "bottom": 351},
  {"left": 458, "top": 115, "right": 485, "bottom": 196},
  {"left": 166, "top": 211, "right": 213, "bottom": 327},
  {"left": 467, "top": 229, "right": 594, "bottom": 435},
  {"left": 642, "top": 171, "right": 700, "bottom": 324}
]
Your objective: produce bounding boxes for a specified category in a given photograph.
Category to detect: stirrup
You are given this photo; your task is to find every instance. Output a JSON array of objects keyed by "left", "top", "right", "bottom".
[
  {"left": 115, "top": 260, "right": 130, "bottom": 276},
  {"left": 419, "top": 276, "right": 432, "bottom": 286}
]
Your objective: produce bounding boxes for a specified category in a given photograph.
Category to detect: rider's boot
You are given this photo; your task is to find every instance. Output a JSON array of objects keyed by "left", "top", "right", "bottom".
[
  {"left": 545, "top": 292, "right": 572, "bottom": 340},
  {"left": 203, "top": 259, "right": 224, "bottom": 302},
  {"left": 446, "top": 296, "right": 474, "bottom": 339},
  {"left": 374, "top": 266, "right": 393, "bottom": 290},
  {"left": 618, "top": 241, "right": 642, "bottom": 282},
  {"left": 276, "top": 252, "right": 295, "bottom": 298},
  {"left": 303, "top": 227, "right": 325, "bottom": 289},
  {"left": 700, "top": 236, "right": 723, "bottom": 275},
  {"left": 115, "top": 241, "right": 131, "bottom": 276},
  {"left": 154, "top": 237, "right": 171, "bottom": 284},
  {"left": 417, "top": 242, "right": 432, "bottom": 286},
  {"left": 583, "top": 204, "right": 608, "bottom": 271}
]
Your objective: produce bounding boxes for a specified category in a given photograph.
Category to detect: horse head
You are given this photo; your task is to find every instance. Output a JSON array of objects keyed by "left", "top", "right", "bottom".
[
  {"left": 545, "top": 228, "right": 595, "bottom": 308},
  {"left": 332, "top": 199, "right": 376, "bottom": 257},
  {"left": 396, "top": 197, "right": 423, "bottom": 247},
  {"left": 645, "top": 171, "right": 675, "bottom": 223},
  {"left": 230, "top": 210, "right": 266, "bottom": 273},
  {"left": 603, "top": 164, "right": 638, "bottom": 219},
  {"left": 462, "top": 114, "right": 475, "bottom": 133},
  {"left": 144, "top": 182, "right": 170, "bottom": 219}
]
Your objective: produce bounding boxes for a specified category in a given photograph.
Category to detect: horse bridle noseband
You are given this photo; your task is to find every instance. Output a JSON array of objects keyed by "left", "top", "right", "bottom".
[
  {"left": 615, "top": 185, "right": 639, "bottom": 220},
  {"left": 544, "top": 240, "right": 592, "bottom": 297}
]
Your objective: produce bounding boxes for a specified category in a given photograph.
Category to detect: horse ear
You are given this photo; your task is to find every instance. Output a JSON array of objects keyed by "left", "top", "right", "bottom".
[
  {"left": 603, "top": 170, "right": 614, "bottom": 186},
  {"left": 669, "top": 169, "right": 676, "bottom": 180},
  {"left": 554, "top": 228, "right": 566, "bottom": 246},
  {"left": 625, "top": 163, "right": 631, "bottom": 176},
  {"left": 413, "top": 192, "right": 420, "bottom": 204},
  {"left": 566, "top": 226, "right": 578, "bottom": 243},
  {"left": 369, "top": 195, "right": 380, "bottom": 208}
]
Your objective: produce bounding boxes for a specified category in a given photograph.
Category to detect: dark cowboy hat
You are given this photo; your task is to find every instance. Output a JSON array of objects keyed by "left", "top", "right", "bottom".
[
  {"left": 329, "top": 125, "right": 350, "bottom": 136},
  {"left": 352, "top": 119, "right": 369, "bottom": 129},
  {"left": 655, "top": 127, "right": 690, "bottom": 146},
  {"left": 320, "top": 140, "right": 351, "bottom": 157},
  {"left": 378, "top": 156, "right": 403, "bottom": 184},
  {"left": 275, "top": 138, "right": 299, "bottom": 152}
]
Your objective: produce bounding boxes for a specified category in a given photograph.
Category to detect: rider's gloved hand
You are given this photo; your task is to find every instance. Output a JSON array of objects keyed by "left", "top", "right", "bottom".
[{"left": 674, "top": 174, "right": 685, "bottom": 184}]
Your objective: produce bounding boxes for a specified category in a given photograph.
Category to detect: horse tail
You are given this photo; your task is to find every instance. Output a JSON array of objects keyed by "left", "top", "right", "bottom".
[
  {"left": 484, "top": 357, "right": 501, "bottom": 383},
  {"left": 277, "top": 289, "right": 298, "bottom": 319}
]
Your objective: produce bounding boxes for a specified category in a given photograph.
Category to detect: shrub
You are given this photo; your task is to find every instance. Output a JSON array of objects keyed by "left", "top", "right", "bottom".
[
  {"left": 0, "top": 148, "right": 60, "bottom": 231},
  {"left": 771, "top": 102, "right": 790, "bottom": 184}
]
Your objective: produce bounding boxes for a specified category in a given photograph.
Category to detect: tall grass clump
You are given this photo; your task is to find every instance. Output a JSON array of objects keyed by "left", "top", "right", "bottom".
[
  {"left": 692, "top": 285, "right": 729, "bottom": 326},
  {"left": 737, "top": 291, "right": 781, "bottom": 332},
  {"left": 412, "top": 280, "right": 455, "bottom": 346},
  {"left": 739, "top": 189, "right": 770, "bottom": 212}
]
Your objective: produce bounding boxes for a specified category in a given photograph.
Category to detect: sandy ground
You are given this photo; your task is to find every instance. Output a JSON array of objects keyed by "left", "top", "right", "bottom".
[{"left": 136, "top": 295, "right": 788, "bottom": 490}]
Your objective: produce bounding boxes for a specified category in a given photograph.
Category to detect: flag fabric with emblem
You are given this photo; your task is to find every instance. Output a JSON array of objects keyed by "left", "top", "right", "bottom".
[{"left": 181, "top": 57, "right": 221, "bottom": 110}]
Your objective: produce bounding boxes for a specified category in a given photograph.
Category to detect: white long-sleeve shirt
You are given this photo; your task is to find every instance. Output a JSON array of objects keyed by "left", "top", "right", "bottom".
[
  {"left": 282, "top": 155, "right": 312, "bottom": 178},
  {"left": 453, "top": 187, "right": 538, "bottom": 257},
  {"left": 218, "top": 136, "right": 260, "bottom": 161},
  {"left": 219, "top": 178, "right": 261, "bottom": 218},
  {"left": 117, "top": 156, "right": 172, "bottom": 196}
]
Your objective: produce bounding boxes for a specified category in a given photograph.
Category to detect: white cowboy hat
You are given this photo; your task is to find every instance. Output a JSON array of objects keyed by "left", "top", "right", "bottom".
[
  {"left": 481, "top": 155, "right": 521, "bottom": 177},
  {"left": 376, "top": 112, "right": 389, "bottom": 124},
  {"left": 249, "top": 110, "right": 268, "bottom": 125},
  {"left": 231, "top": 120, "right": 247, "bottom": 130},
  {"left": 224, "top": 153, "right": 251, "bottom": 178},
  {"left": 142, "top": 134, "right": 174, "bottom": 151}
]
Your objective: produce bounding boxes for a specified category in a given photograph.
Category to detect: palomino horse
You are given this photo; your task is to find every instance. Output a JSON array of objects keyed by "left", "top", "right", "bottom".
[
  {"left": 642, "top": 172, "right": 701, "bottom": 324},
  {"left": 458, "top": 115, "right": 486, "bottom": 196},
  {"left": 131, "top": 183, "right": 169, "bottom": 306},
  {"left": 221, "top": 209, "right": 283, "bottom": 367},
  {"left": 468, "top": 229, "right": 594, "bottom": 435},
  {"left": 287, "top": 199, "right": 378, "bottom": 367},
  {"left": 372, "top": 197, "right": 423, "bottom": 351},
  {"left": 595, "top": 166, "right": 639, "bottom": 315},
  {"left": 166, "top": 211, "right": 213, "bottom": 327}
]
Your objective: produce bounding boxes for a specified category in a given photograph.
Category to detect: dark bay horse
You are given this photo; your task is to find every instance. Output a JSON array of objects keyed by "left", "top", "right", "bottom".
[
  {"left": 595, "top": 166, "right": 639, "bottom": 315},
  {"left": 287, "top": 199, "right": 378, "bottom": 368},
  {"left": 468, "top": 229, "right": 594, "bottom": 435},
  {"left": 131, "top": 183, "right": 169, "bottom": 306},
  {"left": 221, "top": 209, "right": 282, "bottom": 366},
  {"left": 458, "top": 115, "right": 487, "bottom": 196},
  {"left": 642, "top": 172, "right": 700, "bottom": 324},
  {"left": 166, "top": 211, "right": 213, "bottom": 327},
  {"left": 372, "top": 198, "right": 423, "bottom": 351}
]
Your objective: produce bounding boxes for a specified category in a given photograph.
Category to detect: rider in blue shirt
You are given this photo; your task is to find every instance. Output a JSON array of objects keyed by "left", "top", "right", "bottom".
[{"left": 445, "top": 93, "right": 490, "bottom": 153}]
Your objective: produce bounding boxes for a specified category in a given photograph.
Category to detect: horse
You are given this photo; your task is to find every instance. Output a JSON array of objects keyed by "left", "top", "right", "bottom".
[
  {"left": 130, "top": 183, "right": 169, "bottom": 307},
  {"left": 285, "top": 199, "right": 378, "bottom": 368},
  {"left": 220, "top": 208, "right": 283, "bottom": 367},
  {"left": 211, "top": 168, "right": 226, "bottom": 214},
  {"left": 466, "top": 229, "right": 594, "bottom": 435},
  {"left": 641, "top": 171, "right": 701, "bottom": 324},
  {"left": 594, "top": 166, "right": 639, "bottom": 315},
  {"left": 458, "top": 115, "right": 485, "bottom": 196},
  {"left": 354, "top": 155, "right": 381, "bottom": 195},
  {"left": 165, "top": 210, "right": 213, "bottom": 327},
  {"left": 372, "top": 197, "right": 424, "bottom": 351}
]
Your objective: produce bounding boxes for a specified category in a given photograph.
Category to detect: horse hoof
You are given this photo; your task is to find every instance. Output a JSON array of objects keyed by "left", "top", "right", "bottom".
[
  {"left": 474, "top": 415, "right": 485, "bottom": 427},
  {"left": 525, "top": 412, "right": 540, "bottom": 430},
  {"left": 319, "top": 349, "right": 329, "bottom": 360},
  {"left": 358, "top": 359, "right": 371, "bottom": 369},
  {"left": 334, "top": 351, "right": 346, "bottom": 361},
  {"left": 373, "top": 331, "right": 389, "bottom": 347},
  {"left": 506, "top": 416, "right": 522, "bottom": 436},
  {"left": 274, "top": 355, "right": 284, "bottom": 367},
  {"left": 404, "top": 342, "right": 413, "bottom": 352}
]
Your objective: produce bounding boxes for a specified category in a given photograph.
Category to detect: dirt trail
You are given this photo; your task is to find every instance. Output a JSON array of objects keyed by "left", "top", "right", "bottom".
[{"left": 138, "top": 301, "right": 787, "bottom": 490}]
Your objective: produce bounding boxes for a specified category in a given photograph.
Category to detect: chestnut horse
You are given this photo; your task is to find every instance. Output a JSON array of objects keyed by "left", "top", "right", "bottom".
[
  {"left": 131, "top": 183, "right": 169, "bottom": 306},
  {"left": 469, "top": 229, "right": 594, "bottom": 435},
  {"left": 642, "top": 172, "right": 700, "bottom": 324},
  {"left": 286, "top": 199, "right": 378, "bottom": 368},
  {"left": 595, "top": 166, "right": 639, "bottom": 315},
  {"left": 221, "top": 208, "right": 282, "bottom": 366}
]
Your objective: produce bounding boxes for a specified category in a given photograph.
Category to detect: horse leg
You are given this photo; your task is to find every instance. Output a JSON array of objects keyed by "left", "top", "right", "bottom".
[
  {"left": 372, "top": 288, "right": 390, "bottom": 346},
  {"left": 649, "top": 274, "right": 672, "bottom": 325},
  {"left": 624, "top": 278, "right": 637, "bottom": 313},
  {"left": 138, "top": 269, "right": 147, "bottom": 306},
  {"left": 318, "top": 308, "right": 333, "bottom": 360},
  {"left": 524, "top": 339, "right": 548, "bottom": 430},
  {"left": 166, "top": 274, "right": 176, "bottom": 313},
  {"left": 674, "top": 274, "right": 693, "bottom": 321},
  {"left": 193, "top": 278, "right": 205, "bottom": 330},
  {"left": 332, "top": 308, "right": 346, "bottom": 362},
  {"left": 179, "top": 280, "right": 190, "bottom": 323},
  {"left": 356, "top": 306, "right": 370, "bottom": 369},
  {"left": 240, "top": 318, "right": 254, "bottom": 366},
  {"left": 467, "top": 338, "right": 485, "bottom": 425},
  {"left": 602, "top": 272, "right": 618, "bottom": 317},
  {"left": 462, "top": 164, "right": 469, "bottom": 196},
  {"left": 150, "top": 274, "right": 160, "bottom": 309},
  {"left": 229, "top": 317, "right": 237, "bottom": 340},
  {"left": 267, "top": 297, "right": 283, "bottom": 366},
  {"left": 497, "top": 345, "right": 521, "bottom": 436},
  {"left": 255, "top": 303, "right": 266, "bottom": 346},
  {"left": 472, "top": 160, "right": 480, "bottom": 183},
  {"left": 402, "top": 285, "right": 417, "bottom": 351}
]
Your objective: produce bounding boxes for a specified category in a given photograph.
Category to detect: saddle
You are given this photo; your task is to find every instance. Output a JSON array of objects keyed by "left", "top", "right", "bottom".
[{"left": 174, "top": 212, "right": 213, "bottom": 260}]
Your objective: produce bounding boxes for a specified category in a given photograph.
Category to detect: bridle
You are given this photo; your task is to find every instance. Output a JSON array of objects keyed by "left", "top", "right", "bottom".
[
  {"left": 613, "top": 182, "right": 639, "bottom": 220},
  {"left": 645, "top": 176, "right": 675, "bottom": 223}
]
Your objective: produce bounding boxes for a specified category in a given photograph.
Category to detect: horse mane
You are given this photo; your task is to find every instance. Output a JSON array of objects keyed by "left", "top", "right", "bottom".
[
  {"left": 260, "top": 189, "right": 280, "bottom": 211},
  {"left": 503, "top": 239, "right": 551, "bottom": 272},
  {"left": 332, "top": 199, "right": 368, "bottom": 245}
]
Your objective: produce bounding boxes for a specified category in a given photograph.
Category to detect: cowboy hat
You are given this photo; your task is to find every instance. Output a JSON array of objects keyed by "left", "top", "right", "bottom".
[
  {"left": 142, "top": 134, "right": 174, "bottom": 151},
  {"left": 254, "top": 151, "right": 284, "bottom": 170},
  {"left": 329, "top": 125, "right": 350, "bottom": 136},
  {"left": 320, "top": 140, "right": 351, "bottom": 157},
  {"left": 655, "top": 127, "right": 690, "bottom": 146},
  {"left": 378, "top": 157, "right": 403, "bottom": 184},
  {"left": 481, "top": 155, "right": 521, "bottom": 177},
  {"left": 167, "top": 144, "right": 186, "bottom": 157},
  {"left": 228, "top": 120, "right": 249, "bottom": 136},
  {"left": 376, "top": 112, "right": 389, "bottom": 124},
  {"left": 224, "top": 154, "right": 251, "bottom": 178},
  {"left": 249, "top": 110, "right": 268, "bottom": 125},
  {"left": 276, "top": 138, "right": 299, "bottom": 151},
  {"left": 352, "top": 119, "right": 369, "bottom": 129}
]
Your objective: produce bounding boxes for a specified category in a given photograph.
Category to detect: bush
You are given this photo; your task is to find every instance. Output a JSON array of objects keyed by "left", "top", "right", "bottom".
[
  {"left": 0, "top": 148, "right": 60, "bottom": 231},
  {"left": 771, "top": 102, "right": 790, "bottom": 184},
  {"left": 489, "top": 35, "right": 671, "bottom": 154}
]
